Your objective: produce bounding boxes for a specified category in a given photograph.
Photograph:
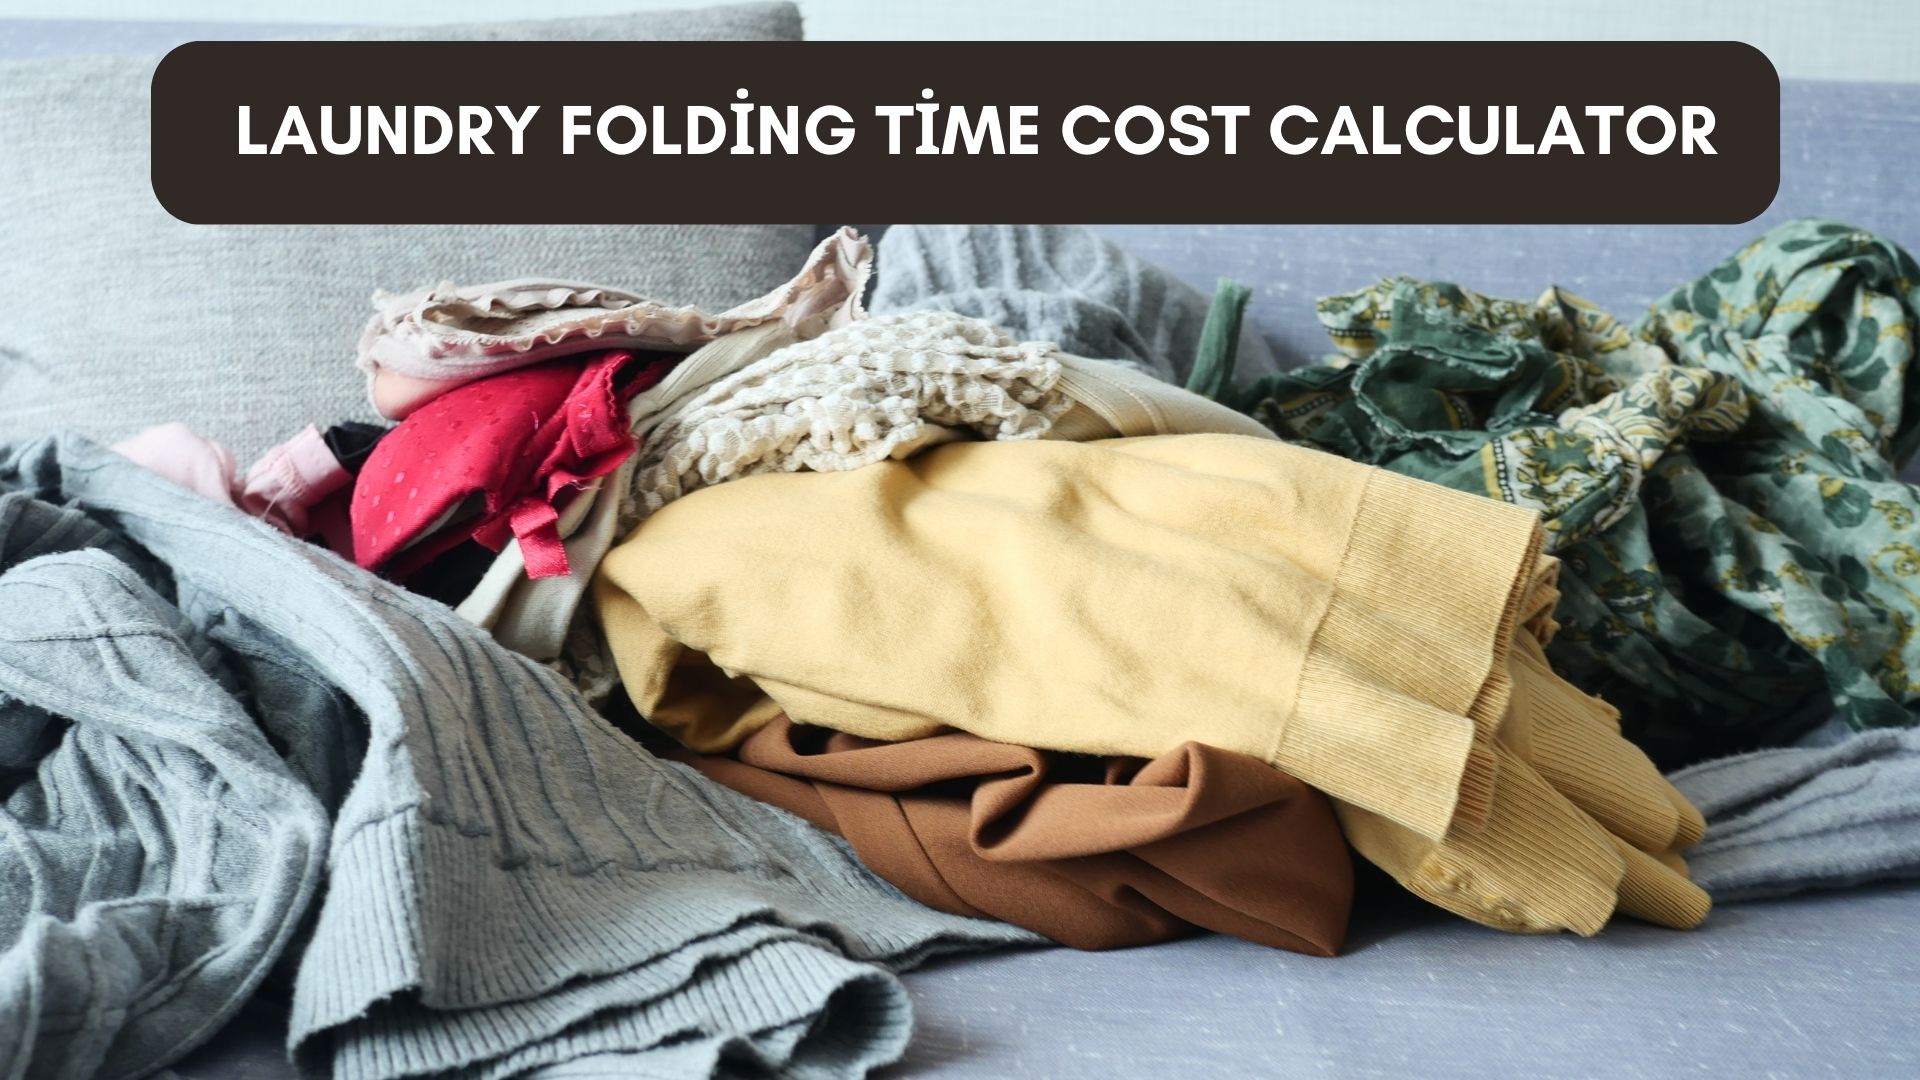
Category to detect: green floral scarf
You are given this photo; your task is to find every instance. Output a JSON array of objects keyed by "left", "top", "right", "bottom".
[{"left": 1235, "top": 220, "right": 1920, "bottom": 766}]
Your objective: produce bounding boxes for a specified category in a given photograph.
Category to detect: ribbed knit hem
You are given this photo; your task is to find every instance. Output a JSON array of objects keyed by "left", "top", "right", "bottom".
[
  {"left": 1411, "top": 745, "right": 1627, "bottom": 936},
  {"left": 1510, "top": 636, "right": 1693, "bottom": 855},
  {"left": 1278, "top": 467, "right": 1546, "bottom": 842},
  {"left": 290, "top": 809, "right": 1035, "bottom": 1080},
  {"left": 329, "top": 931, "right": 914, "bottom": 1080}
]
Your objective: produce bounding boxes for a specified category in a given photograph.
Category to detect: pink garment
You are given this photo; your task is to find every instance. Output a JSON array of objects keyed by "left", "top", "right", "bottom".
[
  {"left": 112, "top": 422, "right": 354, "bottom": 538},
  {"left": 351, "top": 351, "right": 672, "bottom": 581},
  {"left": 112, "top": 423, "right": 238, "bottom": 506},
  {"left": 240, "top": 425, "right": 353, "bottom": 535}
]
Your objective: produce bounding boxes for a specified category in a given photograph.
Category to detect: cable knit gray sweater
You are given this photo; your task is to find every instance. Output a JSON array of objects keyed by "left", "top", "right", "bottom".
[{"left": 0, "top": 435, "right": 1036, "bottom": 1080}]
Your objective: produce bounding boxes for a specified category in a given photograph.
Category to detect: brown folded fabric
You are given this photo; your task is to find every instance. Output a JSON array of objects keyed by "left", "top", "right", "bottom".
[{"left": 673, "top": 715, "right": 1354, "bottom": 955}]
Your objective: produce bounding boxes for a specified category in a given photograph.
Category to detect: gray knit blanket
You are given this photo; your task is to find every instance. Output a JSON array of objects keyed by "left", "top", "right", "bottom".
[{"left": 0, "top": 435, "right": 1036, "bottom": 1080}]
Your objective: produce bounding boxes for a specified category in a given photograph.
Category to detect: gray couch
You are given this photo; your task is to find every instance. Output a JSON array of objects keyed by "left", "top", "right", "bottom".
[
  {"left": 152, "top": 77, "right": 1920, "bottom": 1080},
  {"left": 8, "top": 19, "right": 1915, "bottom": 1078}
]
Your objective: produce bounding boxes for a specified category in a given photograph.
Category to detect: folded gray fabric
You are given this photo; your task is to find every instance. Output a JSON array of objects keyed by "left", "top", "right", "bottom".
[
  {"left": 1673, "top": 720, "right": 1920, "bottom": 902},
  {"left": 0, "top": 436, "right": 1036, "bottom": 1080},
  {"left": 869, "top": 224, "right": 1282, "bottom": 386}
]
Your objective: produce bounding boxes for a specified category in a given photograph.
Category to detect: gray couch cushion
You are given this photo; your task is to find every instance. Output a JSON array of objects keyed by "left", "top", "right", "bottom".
[
  {"left": 169, "top": 884, "right": 1920, "bottom": 1079},
  {"left": 1094, "top": 80, "right": 1919, "bottom": 370},
  {"left": 0, "top": 4, "right": 809, "bottom": 462},
  {"left": 899, "top": 882, "right": 1920, "bottom": 1078}
]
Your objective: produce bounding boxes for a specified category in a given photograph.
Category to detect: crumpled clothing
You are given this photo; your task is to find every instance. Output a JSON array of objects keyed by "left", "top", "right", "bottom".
[
  {"left": 453, "top": 317, "right": 821, "bottom": 677},
  {"left": 596, "top": 433, "right": 1705, "bottom": 935},
  {"left": 488, "top": 310, "right": 1265, "bottom": 705},
  {"left": 111, "top": 421, "right": 238, "bottom": 505},
  {"left": 676, "top": 714, "right": 1354, "bottom": 955},
  {"left": 112, "top": 422, "right": 353, "bottom": 537},
  {"left": 602, "top": 433, "right": 1545, "bottom": 850},
  {"left": 629, "top": 311, "right": 1071, "bottom": 524},
  {"left": 351, "top": 351, "right": 674, "bottom": 581},
  {"left": 238, "top": 424, "right": 355, "bottom": 536},
  {"left": 358, "top": 227, "right": 871, "bottom": 419},
  {"left": 1238, "top": 219, "right": 1920, "bottom": 767},
  {"left": 0, "top": 434, "right": 1036, "bottom": 1080}
]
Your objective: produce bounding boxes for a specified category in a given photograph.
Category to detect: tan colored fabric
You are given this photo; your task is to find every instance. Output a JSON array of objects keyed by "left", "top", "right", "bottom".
[
  {"left": 595, "top": 432, "right": 1711, "bottom": 934},
  {"left": 1337, "top": 624, "right": 1710, "bottom": 935},
  {"left": 594, "top": 433, "right": 1544, "bottom": 843},
  {"left": 1048, "top": 352, "right": 1274, "bottom": 442},
  {"left": 675, "top": 715, "right": 1353, "bottom": 955}
]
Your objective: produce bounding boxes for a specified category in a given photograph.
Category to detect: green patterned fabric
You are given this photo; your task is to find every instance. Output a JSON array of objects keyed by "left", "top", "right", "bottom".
[{"left": 1238, "top": 220, "right": 1920, "bottom": 766}]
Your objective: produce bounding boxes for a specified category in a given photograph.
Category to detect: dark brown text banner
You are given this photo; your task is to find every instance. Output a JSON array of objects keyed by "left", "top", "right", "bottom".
[{"left": 150, "top": 41, "right": 1779, "bottom": 224}]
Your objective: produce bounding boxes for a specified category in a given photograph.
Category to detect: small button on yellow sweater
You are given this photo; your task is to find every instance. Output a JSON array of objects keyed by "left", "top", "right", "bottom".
[{"left": 593, "top": 433, "right": 1708, "bottom": 934}]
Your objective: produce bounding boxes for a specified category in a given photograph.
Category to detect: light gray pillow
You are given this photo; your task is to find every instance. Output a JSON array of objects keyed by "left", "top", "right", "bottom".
[{"left": 0, "top": 4, "right": 809, "bottom": 462}]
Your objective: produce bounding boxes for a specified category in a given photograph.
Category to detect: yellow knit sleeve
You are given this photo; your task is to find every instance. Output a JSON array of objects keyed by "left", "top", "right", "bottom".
[{"left": 593, "top": 433, "right": 1547, "bottom": 842}]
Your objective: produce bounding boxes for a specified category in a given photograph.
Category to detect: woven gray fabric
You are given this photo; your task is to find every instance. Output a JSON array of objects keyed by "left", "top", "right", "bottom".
[
  {"left": 868, "top": 224, "right": 1283, "bottom": 387},
  {"left": 0, "top": 435, "right": 1035, "bottom": 1080},
  {"left": 0, "top": 4, "right": 811, "bottom": 464}
]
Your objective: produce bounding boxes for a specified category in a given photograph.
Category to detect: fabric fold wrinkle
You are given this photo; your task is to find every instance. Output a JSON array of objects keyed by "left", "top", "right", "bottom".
[
  {"left": 596, "top": 431, "right": 1702, "bottom": 935},
  {"left": 675, "top": 714, "right": 1355, "bottom": 955},
  {"left": 0, "top": 435, "right": 1036, "bottom": 1080}
]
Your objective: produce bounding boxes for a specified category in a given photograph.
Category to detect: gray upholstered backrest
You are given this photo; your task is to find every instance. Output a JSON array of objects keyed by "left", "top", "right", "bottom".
[{"left": 0, "top": 4, "right": 811, "bottom": 462}]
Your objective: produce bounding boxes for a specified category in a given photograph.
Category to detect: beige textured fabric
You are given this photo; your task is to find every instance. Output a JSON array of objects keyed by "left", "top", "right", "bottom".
[
  {"left": 1048, "top": 353, "right": 1274, "bottom": 442},
  {"left": 361, "top": 228, "right": 869, "bottom": 418},
  {"left": 626, "top": 313, "right": 1276, "bottom": 528},
  {"left": 629, "top": 312, "right": 1068, "bottom": 522},
  {"left": 1337, "top": 614, "right": 1711, "bottom": 935}
]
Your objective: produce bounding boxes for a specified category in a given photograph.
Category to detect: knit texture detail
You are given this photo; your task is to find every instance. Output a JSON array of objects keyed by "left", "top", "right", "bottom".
[
  {"left": 1670, "top": 720, "right": 1920, "bottom": 901},
  {"left": 0, "top": 435, "right": 1035, "bottom": 1080},
  {"left": 630, "top": 311, "right": 1071, "bottom": 522},
  {"left": 300, "top": 810, "right": 1013, "bottom": 1080},
  {"left": 1283, "top": 466, "right": 1546, "bottom": 841},
  {"left": 1336, "top": 599, "right": 1711, "bottom": 936}
]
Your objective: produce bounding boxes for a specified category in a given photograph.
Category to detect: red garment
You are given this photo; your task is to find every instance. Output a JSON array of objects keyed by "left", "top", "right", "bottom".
[{"left": 352, "top": 351, "right": 671, "bottom": 580}]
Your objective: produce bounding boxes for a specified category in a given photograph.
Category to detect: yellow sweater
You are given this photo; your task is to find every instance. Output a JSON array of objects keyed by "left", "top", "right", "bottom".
[
  {"left": 594, "top": 432, "right": 1711, "bottom": 934},
  {"left": 594, "top": 433, "right": 1547, "bottom": 843}
]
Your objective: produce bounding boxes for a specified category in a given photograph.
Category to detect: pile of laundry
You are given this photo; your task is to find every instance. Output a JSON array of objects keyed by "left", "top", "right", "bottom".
[
  {"left": 11, "top": 219, "right": 1919, "bottom": 1077},
  {"left": 111, "top": 218, "right": 1920, "bottom": 941}
]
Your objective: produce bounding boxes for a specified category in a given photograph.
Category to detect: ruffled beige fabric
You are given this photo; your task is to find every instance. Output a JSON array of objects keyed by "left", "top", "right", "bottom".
[{"left": 357, "top": 227, "right": 871, "bottom": 418}]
